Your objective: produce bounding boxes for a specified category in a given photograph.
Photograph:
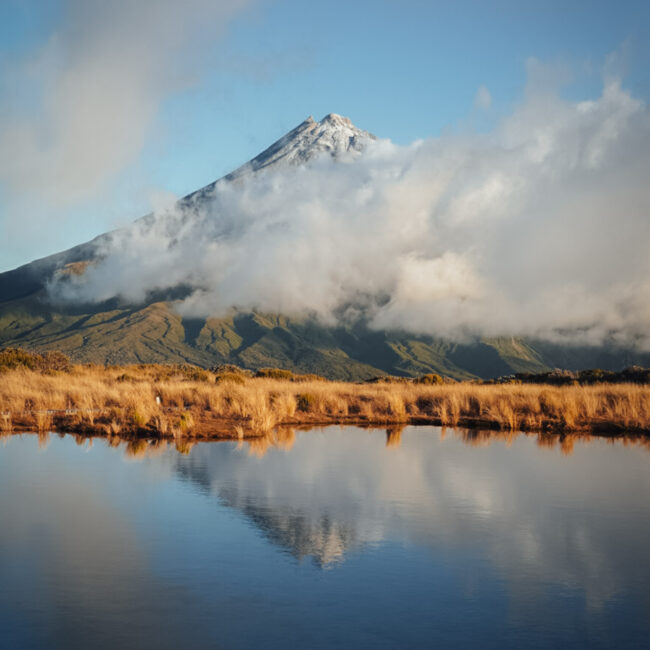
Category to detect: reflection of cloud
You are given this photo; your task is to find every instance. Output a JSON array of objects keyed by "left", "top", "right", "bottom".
[
  {"left": 0, "top": 436, "right": 206, "bottom": 649},
  {"left": 2, "top": 428, "right": 650, "bottom": 645},
  {"left": 171, "top": 426, "right": 650, "bottom": 614}
]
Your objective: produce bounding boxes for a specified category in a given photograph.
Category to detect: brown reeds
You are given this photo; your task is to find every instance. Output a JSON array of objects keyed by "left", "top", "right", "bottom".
[{"left": 1, "top": 365, "right": 650, "bottom": 440}]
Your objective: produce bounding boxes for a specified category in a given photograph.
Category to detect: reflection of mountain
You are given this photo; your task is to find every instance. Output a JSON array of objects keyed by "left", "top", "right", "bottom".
[
  {"left": 171, "top": 426, "right": 650, "bottom": 614},
  {"left": 175, "top": 440, "right": 362, "bottom": 567},
  {"left": 220, "top": 489, "right": 357, "bottom": 567}
]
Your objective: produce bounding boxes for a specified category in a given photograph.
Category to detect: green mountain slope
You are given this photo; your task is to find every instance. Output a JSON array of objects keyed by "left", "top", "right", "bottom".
[{"left": 1, "top": 286, "right": 647, "bottom": 379}]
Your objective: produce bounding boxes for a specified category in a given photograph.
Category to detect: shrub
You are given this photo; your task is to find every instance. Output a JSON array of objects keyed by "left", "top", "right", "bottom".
[
  {"left": 621, "top": 366, "right": 650, "bottom": 384},
  {"left": 0, "top": 348, "right": 70, "bottom": 373},
  {"left": 215, "top": 372, "right": 246, "bottom": 385},
  {"left": 0, "top": 348, "right": 38, "bottom": 371},
  {"left": 364, "top": 375, "right": 410, "bottom": 384},
  {"left": 41, "top": 351, "right": 71, "bottom": 372},
  {"left": 212, "top": 364, "right": 253, "bottom": 377},
  {"left": 255, "top": 368, "right": 295, "bottom": 381},
  {"left": 152, "top": 364, "right": 210, "bottom": 382},
  {"left": 513, "top": 367, "right": 650, "bottom": 386},
  {"left": 578, "top": 368, "right": 612, "bottom": 384},
  {"left": 116, "top": 373, "right": 137, "bottom": 382},
  {"left": 515, "top": 369, "right": 576, "bottom": 385},
  {"left": 414, "top": 373, "right": 444, "bottom": 385},
  {"left": 291, "top": 373, "right": 326, "bottom": 383},
  {"left": 178, "top": 366, "right": 209, "bottom": 382}
]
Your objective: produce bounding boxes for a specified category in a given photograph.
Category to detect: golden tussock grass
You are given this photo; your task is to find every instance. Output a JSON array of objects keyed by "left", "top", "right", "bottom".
[{"left": 1, "top": 364, "right": 650, "bottom": 440}]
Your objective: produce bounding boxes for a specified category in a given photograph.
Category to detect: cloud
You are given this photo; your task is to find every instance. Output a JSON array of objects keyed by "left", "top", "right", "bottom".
[
  {"left": 474, "top": 85, "right": 492, "bottom": 110},
  {"left": 0, "top": 0, "right": 251, "bottom": 208},
  {"left": 50, "top": 68, "right": 650, "bottom": 347}
]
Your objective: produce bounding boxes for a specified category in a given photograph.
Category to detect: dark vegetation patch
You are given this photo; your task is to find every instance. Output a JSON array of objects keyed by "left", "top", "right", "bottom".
[
  {"left": 296, "top": 393, "right": 317, "bottom": 412},
  {"left": 255, "top": 367, "right": 326, "bottom": 382},
  {"left": 364, "top": 375, "right": 411, "bottom": 384},
  {"left": 493, "top": 366, "right": 650, "bottom": 386},
  {"left": 413, "top": 373, "right": 445, "bottom": 385}
]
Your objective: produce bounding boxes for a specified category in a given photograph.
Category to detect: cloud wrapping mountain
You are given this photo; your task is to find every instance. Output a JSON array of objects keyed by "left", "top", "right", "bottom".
[{"left": 50, "top": 76, "right": 650, "bottom": 347}]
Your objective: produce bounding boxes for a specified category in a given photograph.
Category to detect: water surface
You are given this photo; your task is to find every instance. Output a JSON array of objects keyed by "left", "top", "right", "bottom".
[{"left": 1, "top": 427, "right": 649, "bottom": 649}]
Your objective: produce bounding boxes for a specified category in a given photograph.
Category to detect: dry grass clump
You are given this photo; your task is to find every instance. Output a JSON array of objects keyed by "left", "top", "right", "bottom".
[
  {"left": 34, "top": 411, "right": 52, "bottom": 432},
  {"left": 270, "top": 380, "right": 650, "bottom": 433},
  {"left": 1, "top": 411, "right": 12, "bottom": 433},
  {"left": 1, "top": 363, "right": 650, "bottom": 440}
]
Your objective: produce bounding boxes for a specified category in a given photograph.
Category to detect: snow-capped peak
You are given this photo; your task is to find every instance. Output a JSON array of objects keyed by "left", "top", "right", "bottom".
[
  {"left": 225, "top": 113, "right": 376, "bottom": 180},
  {"left": 318, "top": 112, "right": 354, "bottom": 128},
  {"left": 181, "top": 113, "right": 376, "bottom": 204}
]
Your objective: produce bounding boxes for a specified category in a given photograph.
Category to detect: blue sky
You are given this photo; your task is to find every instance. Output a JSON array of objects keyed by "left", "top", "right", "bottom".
[{"left": 0, "top": 0, "right": 648, "bottom": 271}]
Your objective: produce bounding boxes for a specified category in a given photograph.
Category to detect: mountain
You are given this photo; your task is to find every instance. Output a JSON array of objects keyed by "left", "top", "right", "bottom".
[
  {"left": 0, "top": 113, "right": 375, "bottom": 304},
  {"left": 0, "top": 113, "right": 647, "bottom": 379}
]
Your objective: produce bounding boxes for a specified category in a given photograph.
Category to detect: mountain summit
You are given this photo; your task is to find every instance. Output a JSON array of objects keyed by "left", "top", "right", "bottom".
[{"left": 221, "top": 113, "right": 376, "bottom": 182}]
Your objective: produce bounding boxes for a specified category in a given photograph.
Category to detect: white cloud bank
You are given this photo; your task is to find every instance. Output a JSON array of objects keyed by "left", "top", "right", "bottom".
[
  {"left": 50, "top": 71, "right": 650, "bottom": 347},
  {"left": 0, "top": 0, "right": 251, "bottom": 207}
]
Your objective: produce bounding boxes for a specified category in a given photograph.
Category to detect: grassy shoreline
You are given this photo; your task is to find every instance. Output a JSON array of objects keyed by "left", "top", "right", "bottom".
[{"left": 2, "top": 362, "right": 650, "bottom": 440}]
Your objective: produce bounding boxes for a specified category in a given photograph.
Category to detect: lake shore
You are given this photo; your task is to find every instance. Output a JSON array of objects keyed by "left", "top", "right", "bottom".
[{"left": 2, "top": 362, "right": 650, "bottom": 440}]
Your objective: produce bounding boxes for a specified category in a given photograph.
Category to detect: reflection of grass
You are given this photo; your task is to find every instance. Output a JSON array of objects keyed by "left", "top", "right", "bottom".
[
  {"left": 15, "top": 426, "right": 650, "bottom": 461},
  {"left": 2, "top": 361, "right": 650, "bottom": 439}
]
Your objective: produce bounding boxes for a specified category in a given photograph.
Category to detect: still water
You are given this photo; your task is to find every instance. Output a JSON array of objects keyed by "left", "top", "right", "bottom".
[{"left": 1, "top": 427, "right": 649, "bottom": 649}]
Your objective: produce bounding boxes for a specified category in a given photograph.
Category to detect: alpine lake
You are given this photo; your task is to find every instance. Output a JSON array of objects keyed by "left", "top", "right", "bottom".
[{"left": 1, "top": 425, "right": 649, "bottom": 649}]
